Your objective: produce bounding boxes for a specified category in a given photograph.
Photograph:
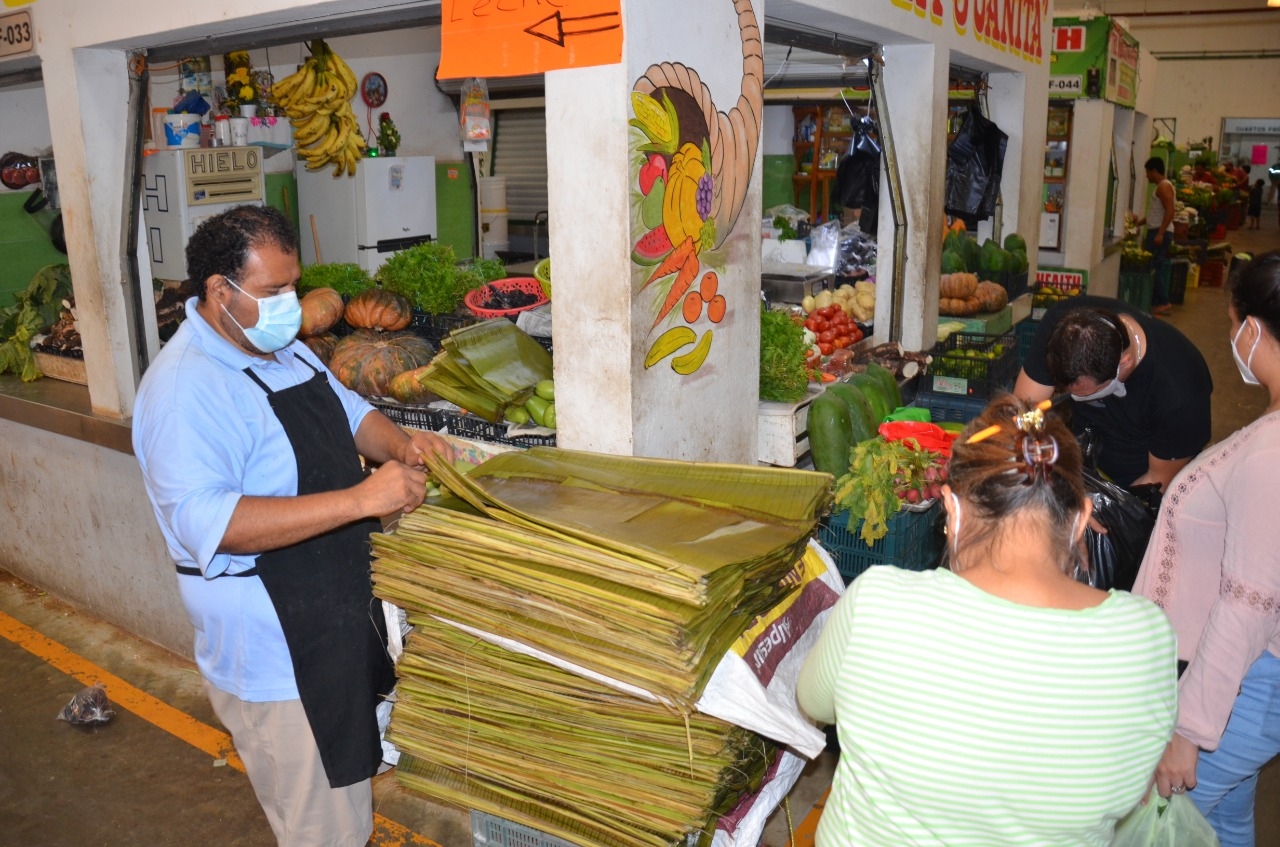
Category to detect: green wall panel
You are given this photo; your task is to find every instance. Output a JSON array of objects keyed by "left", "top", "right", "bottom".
[
  {"left": 435, "top": 161, "right": 476, "bottom": 259},
  {"left": 0, "top": 192, "right": 66, "bottom": 303},
  {"left": 264, "top": 172, "right": 299, "bottom": 236},
  {"left": 762, "top": 155, "right": 796, "bottom": 212}
]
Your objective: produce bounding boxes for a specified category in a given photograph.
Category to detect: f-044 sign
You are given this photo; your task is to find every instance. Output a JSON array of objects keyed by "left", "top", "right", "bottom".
[{"left": 0, "top": 10, "right": 33, "bottom": 58}]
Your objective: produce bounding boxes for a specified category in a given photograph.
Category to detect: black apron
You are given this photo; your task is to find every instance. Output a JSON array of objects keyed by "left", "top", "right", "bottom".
[{"left": 240, "top": 359, "right": 394, "bottom": 788}]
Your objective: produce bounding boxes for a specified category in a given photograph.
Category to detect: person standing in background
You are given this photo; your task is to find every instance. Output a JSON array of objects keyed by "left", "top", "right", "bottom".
[
  {"left": 1248, "top": 179, "right": 1264, "bottom": 230},
  {"left": 1132, "top": 252, "right": 1280, "bottom": 847},
  {"left": 1144, "top": 157, "right": 1176, "bottom": 318}
]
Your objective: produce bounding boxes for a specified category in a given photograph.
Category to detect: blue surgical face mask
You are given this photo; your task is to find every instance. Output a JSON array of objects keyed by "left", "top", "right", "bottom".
[{"left": 220, "top": 276, "right": 302, "bottom": 353}]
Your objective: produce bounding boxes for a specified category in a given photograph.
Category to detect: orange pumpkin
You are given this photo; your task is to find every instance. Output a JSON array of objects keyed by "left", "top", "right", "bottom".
[
  {"left": 299, "top": 288, "right": 344, "bottom": 338},
  {"left": 344, "top": 289, "right": 412, "bottom": 332},
  {"left": 303, "top": 332, "right": 339, "bottom": 364},
  {"left": 329, "top": 330, "right": 434, "bottom": 397},
  {"left": 388, "top": 365, "right": 437, "bottom": 405}
]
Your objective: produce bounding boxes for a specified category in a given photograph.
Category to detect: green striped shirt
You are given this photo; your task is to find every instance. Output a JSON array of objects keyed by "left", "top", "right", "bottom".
[{"left": 797, "top": 566, "right": 1177, "bottom": 846}]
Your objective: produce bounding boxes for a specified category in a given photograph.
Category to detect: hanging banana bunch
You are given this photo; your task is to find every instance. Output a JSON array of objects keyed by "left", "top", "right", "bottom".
[{"left": 270, "top": 39, "right": 367, "bottom": 177}]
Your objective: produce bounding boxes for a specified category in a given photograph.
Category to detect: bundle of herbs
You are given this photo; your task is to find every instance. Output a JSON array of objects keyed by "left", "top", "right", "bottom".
[
  {"left": 297, "top": 262, "right": 373, "bottom": 297},
  {"left": 759, "top": 308, "right": 810, "bottom": 403},
  {"left": 0, "top": 264, "right": 74, "bottom": 381},
  {"left": 376, "top": 241, "right": 503, "bottom": 315}
]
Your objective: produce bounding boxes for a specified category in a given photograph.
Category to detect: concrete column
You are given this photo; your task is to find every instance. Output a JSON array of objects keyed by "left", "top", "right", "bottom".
[
  {"left": 545, "top": 0, "right": 764, "bottom": 463},
  {"left": 1060, "top": 98, "right": 1115, "bottom": 289},
  {"left": 41, "top": 46, "right": 139, "bottom": 418},
  {"left": 986, "top": 69, "right": 1044, "bottom": 269},
  {"left": 876, "top": 42, "right": 949, "bottom": 352},
  {"left": 1112, "top": 107, "right": 1136, "bottom": 241}
]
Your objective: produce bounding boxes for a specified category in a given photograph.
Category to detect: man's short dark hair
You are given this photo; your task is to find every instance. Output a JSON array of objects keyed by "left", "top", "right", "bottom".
[
  {"left": 1144, "top": 157, "right": 1165, "bottom": 175},
  {"left": 186, "top": 205, "right": 299, "bottom": 299},
  {"left": 1045, "top": 308, "right": 1130, "bottom": 387}
]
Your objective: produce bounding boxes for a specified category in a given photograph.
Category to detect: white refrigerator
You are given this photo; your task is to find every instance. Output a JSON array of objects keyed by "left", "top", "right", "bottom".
[{"left": 295, "top": 155, "right": 436, "bottom": 274}]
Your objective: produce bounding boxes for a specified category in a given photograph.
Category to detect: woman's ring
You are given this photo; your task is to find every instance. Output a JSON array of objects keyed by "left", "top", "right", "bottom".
[{"left": 1172, "top": 786, "right": 1185, "bottom": 793}]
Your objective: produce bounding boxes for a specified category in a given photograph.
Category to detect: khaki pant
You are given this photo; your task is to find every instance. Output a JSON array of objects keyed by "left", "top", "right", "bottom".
[{"left": 205, "top": 681, "right": 373, "bottom": 847}]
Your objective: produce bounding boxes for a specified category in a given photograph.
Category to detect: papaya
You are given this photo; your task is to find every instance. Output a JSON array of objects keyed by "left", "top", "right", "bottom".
[
  {"left": 1003, "top": 232, "right": 1027, "bottom": 254},
  {"left": 825, "top": 383, "right": 877, "bottom": 443},
  {"left": 864, "top": 361, "right": 902, "bottom": 410},
  {"left": 847, "top": 372, "right": 890, "bottom": 424},
  {"left": 941, "top": 250, "right": 967, "bottom": 274},
  {"left": 808, "top": 393, "right": 853, "bottom": 479}
]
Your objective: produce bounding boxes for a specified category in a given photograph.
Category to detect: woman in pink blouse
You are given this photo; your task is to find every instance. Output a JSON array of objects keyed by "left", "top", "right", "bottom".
[{"left": 1132, "top": 251, "right": 1280, "bottom": 847}]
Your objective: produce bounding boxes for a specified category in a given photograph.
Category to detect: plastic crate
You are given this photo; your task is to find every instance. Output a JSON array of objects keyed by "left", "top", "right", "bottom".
[
  {"left": 999, "top": 269, "right": 1029, "bottom": 301},
  {"left": 1169, "top": 258, "right": 1191, "bottom": 305},
  {"left": 371, "top": 400, "right": 557, "bottom": 447},
  {"left": 910, "top": 389, "right": 988, "bottom": 424},
  {"left": 409, "top": 310, "right": 480, "bottom": 346},
  {"left": 1199, "top": 259, "right": 1225, "bottom": 288},
  {"left": 817, "top": 501, "right": 943, "bottom": 583},
  {"left": 923, "top": 331, "right": 1016, "bottom": 398},
  {"left": 472, "top": 811, "right": 574, "bottom": 847},
  {"left": 1117, "top": 269, "right": 1153, "bottom": 313},
  {"left": 1014, "top": 319, "right": 1039, "bottom": 369}
]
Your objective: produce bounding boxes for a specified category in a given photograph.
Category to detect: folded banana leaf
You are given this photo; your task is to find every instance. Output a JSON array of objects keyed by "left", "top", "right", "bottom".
[{"left": 417, "top": 319, "right": 552, "bottom": 422}]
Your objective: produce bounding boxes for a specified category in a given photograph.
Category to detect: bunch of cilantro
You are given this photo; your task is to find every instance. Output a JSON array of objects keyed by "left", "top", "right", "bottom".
[{"left": 759, "top": 308, "right": 809, "bottom": 403}]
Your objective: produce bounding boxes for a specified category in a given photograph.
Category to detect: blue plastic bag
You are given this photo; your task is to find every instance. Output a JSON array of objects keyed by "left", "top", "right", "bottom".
[{"left": 1111, "top": 789, "right": 1219, "bottom": 847}]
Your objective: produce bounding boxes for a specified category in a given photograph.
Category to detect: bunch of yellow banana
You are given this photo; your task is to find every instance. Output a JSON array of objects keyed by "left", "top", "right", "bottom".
[{"left": 270, "top": 39, "right": 367, "bottom": 176}]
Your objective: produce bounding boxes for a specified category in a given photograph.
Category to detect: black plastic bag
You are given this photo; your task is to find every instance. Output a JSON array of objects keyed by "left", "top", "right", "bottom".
[
  {"left": 944, "top": 107, "right": 1007, "bottom": 225},
  {"left": 1076, "top": 467, "right": 1155, "bottom": 592}
]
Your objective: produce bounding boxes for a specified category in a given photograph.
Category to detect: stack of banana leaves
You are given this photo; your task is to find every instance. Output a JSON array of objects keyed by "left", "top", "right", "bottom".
[
  {"left": 414, "top": 319, "right": 552, "bottom": 423},
  {"left": 371, "top": 447, "right": 831, "bottom": 847}
]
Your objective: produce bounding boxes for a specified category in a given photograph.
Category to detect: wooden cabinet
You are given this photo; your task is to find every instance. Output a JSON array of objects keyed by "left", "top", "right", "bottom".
[{"left": 792, "top": 105, "right": 855, "bottom": 223}]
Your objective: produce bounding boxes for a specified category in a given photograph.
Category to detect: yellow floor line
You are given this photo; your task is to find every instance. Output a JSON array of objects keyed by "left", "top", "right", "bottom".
[
  {"left": 0, "top": 609, "right": 438, "bottom": 847},
  {"left": 787, "top": 784, "right": 829, "bottom": 847}
]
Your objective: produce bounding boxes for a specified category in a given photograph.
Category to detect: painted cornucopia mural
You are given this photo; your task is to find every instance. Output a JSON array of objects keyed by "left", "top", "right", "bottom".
[{"left": 632, "top": 0, "right": 763, "bottom": 375}]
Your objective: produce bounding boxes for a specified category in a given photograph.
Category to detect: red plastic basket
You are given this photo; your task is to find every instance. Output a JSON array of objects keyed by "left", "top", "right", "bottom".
[{"left": 464, "top": 277, "right": 549, "bottom": 319}]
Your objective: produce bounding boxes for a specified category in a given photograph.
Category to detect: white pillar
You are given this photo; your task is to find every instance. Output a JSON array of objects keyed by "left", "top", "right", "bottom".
[
  {"left": 876, "top": 42, "right": 949, "bottom": 353},
  {"left": 987, "top": 69, "right": 1044, "bottom": 270},
  {"left": 1060, "top": 98, "right": 1115, "bottom": 288},
  {"left": 545, "top": 0, "right": 764, "bottom": 463}
]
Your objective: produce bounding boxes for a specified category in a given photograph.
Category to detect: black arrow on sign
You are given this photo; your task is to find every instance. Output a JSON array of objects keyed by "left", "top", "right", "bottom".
[{"left": 524, "top": 11, "right": 621, "bottom": 47}]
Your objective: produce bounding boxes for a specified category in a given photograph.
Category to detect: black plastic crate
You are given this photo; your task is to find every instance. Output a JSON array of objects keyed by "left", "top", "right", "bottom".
[
  {"left": 408, "top": 311, "right": 480, "bottom": 346},
  {"left": 1169, "top": 258, "right": 1190, "bottom": 306},
  {"left": 818, "top": 502, "right": 943, "bottom": 584},
  {"left": 923, "top": 331, "right": 1016, "bottom": 398},
  {"left": 371, "top": 401, "right": 556, "bottom": 447},
  {"left": 1000, "top": 269, "right": 1029, "bottom": 300},
  {"left": 910, "top": 389, "right": 988, "bottom": 424}
]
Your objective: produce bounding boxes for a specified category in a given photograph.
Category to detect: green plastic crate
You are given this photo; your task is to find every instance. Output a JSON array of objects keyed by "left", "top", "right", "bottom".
[
  {"left": 817, "top": 502, "right": 944, "bottom": 584},
  {"left": 1117, "top": 269, "right": 1153, "bottom": 314}
]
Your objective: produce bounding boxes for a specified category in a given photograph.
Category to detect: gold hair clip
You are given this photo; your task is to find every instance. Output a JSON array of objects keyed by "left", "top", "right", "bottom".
[{"left": 965, "top": 399, "right": 1052, "bottom": 445}]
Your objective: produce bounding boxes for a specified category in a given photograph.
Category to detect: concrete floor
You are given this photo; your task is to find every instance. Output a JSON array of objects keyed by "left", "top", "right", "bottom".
[{"left": 1, "top": 212, "right": 1278, "bottom": 847}]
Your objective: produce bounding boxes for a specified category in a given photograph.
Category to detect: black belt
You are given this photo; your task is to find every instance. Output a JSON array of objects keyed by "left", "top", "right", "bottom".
[{"left": 175, "top": 564, "right": 259, "bottom": 578}]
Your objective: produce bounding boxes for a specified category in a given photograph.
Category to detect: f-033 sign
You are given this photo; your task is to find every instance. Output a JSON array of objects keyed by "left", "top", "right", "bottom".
[{"left": 0, "top": 10, "right": 33, "bottom": 58}]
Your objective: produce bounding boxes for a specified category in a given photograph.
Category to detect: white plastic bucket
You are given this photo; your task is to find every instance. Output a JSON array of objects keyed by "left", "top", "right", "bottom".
[
  {"left": 478, "top": 176, "right": 507, "bottom": 212},
  {"left": 480, "top": 209, "right": 509, "bottom": 248},
  {"left": 164, "top": 114, "right": 201, "bottom": 148}
]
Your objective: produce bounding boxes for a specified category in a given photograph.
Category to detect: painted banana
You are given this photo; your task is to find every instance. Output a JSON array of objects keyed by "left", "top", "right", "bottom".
[
  {"left": 644, "top": 325, "right": 696, "bottom": 369},
  {"left": 670, "top": 330, "right": 713, "bottom": 375}
]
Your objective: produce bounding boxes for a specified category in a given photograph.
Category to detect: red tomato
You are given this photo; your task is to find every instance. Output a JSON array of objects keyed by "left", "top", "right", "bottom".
[
  {"left": 814, "top": 317, "right": 829, "bottom": 332},
  {"left": 804, "top": 317, "right": 820, "bottom": 331},
  {"left": 818, "top": 341, "right": 834, "bottom": 356},
  {"left": 834, "top": 335, "right": 850, "bottom": 348},
  {"left": 818, "top": 329, "right": 836, "bottom": 343}
]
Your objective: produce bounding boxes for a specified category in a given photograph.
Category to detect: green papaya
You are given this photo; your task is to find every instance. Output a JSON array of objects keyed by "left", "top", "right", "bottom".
[
  {"left": 847, "top": 372, "right": 890, "bottom": 424},
  {"left": 825, "top": 383, "right": 877, "bottom": 443},
  {"left": 864, "top": 361, "right": 902, "bottom": 410},
  {"left": 941, "top": 250, "right": 967, "bottom": 274},
  {"left": 962, "top": 236, "right": 982, "bottom": 273},
  {"left": 979, "top": 239, "right": 1004, "bottom": 272},
  {"left": 1003, "top": 232, "right": 1027, "bottom": 254},
  {"left": 808, "top": 393, "right": 853, "bottom": 479}
]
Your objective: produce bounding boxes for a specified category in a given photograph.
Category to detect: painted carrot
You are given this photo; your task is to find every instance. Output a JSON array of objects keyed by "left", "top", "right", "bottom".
[
  {"left": 652, "top": 250, "right": 700, "bottom": 329},
  {"left": 644, "top": 236, "right": 696, "bottom": 287}
]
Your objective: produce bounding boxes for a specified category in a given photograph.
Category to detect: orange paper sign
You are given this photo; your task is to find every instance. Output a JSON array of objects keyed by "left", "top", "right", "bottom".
[{"left": 438, "top": 0, "right": 623, "bottom": 79}]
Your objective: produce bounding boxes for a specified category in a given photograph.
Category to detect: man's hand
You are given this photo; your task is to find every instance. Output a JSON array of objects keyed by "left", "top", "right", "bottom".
[
  {"left": 359, "top": 461, "right": 430, "bottom": 516},
  {"left": 1154, "top": 733, "right": 1199, "bottom": 799},
  {"left": 397, "top": 430, "right": 452, "bottom": 470},
  {"left": 1153, "top": 231, "right": 1165, "bottom": 246}
]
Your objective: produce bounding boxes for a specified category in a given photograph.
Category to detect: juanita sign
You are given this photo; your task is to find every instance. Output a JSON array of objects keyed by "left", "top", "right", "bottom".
[{"left": 890, "top": 0, "right": 1048, "bottom": 64}]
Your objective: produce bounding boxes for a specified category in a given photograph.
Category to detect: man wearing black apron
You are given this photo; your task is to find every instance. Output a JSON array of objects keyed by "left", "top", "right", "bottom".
[{"left": 133, "top": 206, "right": 449, "bottom": 847}]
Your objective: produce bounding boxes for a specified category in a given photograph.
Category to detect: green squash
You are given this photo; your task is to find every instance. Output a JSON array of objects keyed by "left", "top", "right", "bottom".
[
  {"left": 825, "top": 383, "right": 877, "bottom": 444},
  {"left": 808, "top": 393, "right": 853, "bottom": 479}
]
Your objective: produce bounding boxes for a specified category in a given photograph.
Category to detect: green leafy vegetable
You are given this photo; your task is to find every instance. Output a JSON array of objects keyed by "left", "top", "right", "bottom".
[
  {"left": 464, "top": 256, "right": 507, "bottom": 284},
  {"left": 772, "top": 215, "right": 799, "bottom": 241},
  {"left": 298, "top": 263, "right": 373, "bottom": 297},
  {"left": 0, "top": 264, "right": 74, "bottom": 382},
  {"left": 833, "top": 438, "right": 944, "bottom": 545},
  {"left": 759, "top": 308, "right": 809, "bottom": 403},
  {"left": 377, "top": 242, "right": 486, "bottom": 315}
]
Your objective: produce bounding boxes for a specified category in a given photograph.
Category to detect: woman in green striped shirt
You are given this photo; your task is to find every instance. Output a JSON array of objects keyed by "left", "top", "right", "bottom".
[{"left": 798, "top": 395, "right": 1177, "bottom": 846}]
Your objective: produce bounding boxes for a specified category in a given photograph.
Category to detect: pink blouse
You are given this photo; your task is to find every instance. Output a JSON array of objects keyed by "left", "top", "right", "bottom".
[{"left": 1132, "top": 411, "right": 1280, "bottom": 751}]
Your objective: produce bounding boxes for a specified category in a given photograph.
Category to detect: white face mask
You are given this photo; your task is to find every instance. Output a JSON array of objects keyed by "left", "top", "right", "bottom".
[
  {"left": 1231, "top": 318, "right": 1262, "bottom": 386},
  {"left": 1070, "top": 361, "right": 1127, "bottom": 403}
]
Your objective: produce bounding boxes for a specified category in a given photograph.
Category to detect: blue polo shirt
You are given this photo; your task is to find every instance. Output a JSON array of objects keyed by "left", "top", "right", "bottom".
[{"left": 133, "top": 298, "right": 373, "bottom": 701}]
